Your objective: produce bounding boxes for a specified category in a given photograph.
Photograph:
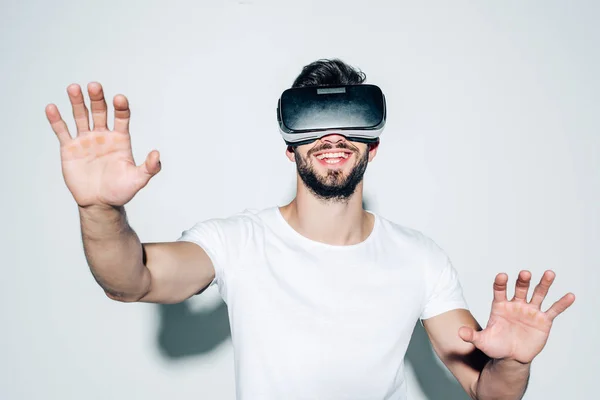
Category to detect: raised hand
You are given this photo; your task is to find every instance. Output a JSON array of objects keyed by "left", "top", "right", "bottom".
[
  {"left": 46, "top": 82, "right": 161, "bottom": 208},
  {"left": 458, "top": 270, "right": 575, "bottom": 364}
]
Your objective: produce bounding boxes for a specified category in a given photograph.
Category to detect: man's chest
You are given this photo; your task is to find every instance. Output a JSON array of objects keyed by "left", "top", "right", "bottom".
[
  {"left": 225, "top": 242, "right": 427, "bottom": 354},
  {"left": 224, "top": 245, "right": 423, "bottom": 398}
]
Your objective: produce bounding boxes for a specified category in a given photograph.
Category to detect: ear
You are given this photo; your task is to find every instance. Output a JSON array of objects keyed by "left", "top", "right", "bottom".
[
  {"left": 286, "top": 145, "right": 296, "bottom": 162},
  {"left": 367, "top": 140, "right": 380, "bottom": 162}
]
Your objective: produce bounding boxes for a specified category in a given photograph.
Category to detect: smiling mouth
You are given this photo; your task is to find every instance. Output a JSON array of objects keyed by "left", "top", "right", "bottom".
[{"left": 313, "top": 150, "right": 353, "bottom": 165}]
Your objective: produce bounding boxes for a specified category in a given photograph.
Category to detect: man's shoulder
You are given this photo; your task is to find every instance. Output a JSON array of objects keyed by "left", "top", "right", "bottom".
[
  {"left": 226, "top": 206, "right": 277, "bottom": 222},
  {"left": 179, "top": 207, "right": 276, "bottom": 245},
  {"left": 201, "top": 206, "right": 277, "bottom": 228},
  {"left": 373, "top": 213, "right": 444, "bottom": 254}
]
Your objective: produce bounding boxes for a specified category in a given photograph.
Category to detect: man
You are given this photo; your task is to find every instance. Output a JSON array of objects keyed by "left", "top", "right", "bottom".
[{"left": 46, "top": 59, "right": 575, "bottom": 399}]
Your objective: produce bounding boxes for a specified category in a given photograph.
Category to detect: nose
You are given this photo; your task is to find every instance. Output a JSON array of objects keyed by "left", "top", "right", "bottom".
[{"left": 320, "top": 133, "right": 346, "bottom": 144}]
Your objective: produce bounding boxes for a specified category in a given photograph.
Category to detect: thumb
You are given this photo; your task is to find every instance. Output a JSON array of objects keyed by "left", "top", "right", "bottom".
[
  {"left": 138, "top": 149, "right": 162, "bottom": 180},
  {"left": 458, "top": 326, "right": 482, "bottom": 346}
]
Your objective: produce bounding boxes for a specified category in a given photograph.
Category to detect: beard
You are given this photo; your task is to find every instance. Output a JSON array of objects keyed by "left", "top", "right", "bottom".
[{"left": 294, "top": 142, "right": 369, "bottom": 202}]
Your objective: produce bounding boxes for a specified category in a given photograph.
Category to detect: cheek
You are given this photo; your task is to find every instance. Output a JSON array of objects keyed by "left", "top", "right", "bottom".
[{"left": 293, "top": 149, "right": 311, "bottom": 164}]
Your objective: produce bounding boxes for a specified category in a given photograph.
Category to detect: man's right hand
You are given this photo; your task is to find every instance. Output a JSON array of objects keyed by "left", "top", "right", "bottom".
[{"left": 46, "top": 82, "right": 161, "bottom": 208}]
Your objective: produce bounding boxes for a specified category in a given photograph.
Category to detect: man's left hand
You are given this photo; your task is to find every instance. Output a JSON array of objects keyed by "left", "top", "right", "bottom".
[{"left": 458, "top": 270, "right": 575, "bottom": 364}]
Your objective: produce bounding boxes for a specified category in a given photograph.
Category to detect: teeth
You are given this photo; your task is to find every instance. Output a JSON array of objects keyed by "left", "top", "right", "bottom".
[{"left": 316, "top": 152, "right": 349, "bottom": 160}]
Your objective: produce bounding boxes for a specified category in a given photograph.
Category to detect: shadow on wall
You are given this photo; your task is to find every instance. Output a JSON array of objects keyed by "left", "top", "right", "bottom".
[
  {"left": 407, "top": 322, "right": 470, "bottom": 400},
  {"left": 157, "top": 300, "right": 230, "bottom": 357},
  {"left": 156, "top": 196, "right": 467, "bottom": 399}
]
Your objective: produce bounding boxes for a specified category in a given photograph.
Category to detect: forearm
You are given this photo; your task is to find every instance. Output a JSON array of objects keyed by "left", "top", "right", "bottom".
[
  {"left": 79, "top": 204, "right": 150, "bottom": 301},
  {"left": 474, "top": 358, "right": 531, "bottom": 400}
]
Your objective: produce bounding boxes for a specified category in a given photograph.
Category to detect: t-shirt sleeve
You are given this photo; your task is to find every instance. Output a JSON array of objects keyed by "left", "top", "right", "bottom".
[
  {"left": 420, "top": 240, "right": 469, "bottom": 320},
  {"left": 175, "top": 212, "right": 254, "bottom": 302}
]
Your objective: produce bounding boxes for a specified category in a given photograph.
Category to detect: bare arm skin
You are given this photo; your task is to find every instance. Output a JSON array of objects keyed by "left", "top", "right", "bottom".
[
  {"left": 136, "top": 241, "right": 215, "bottom": 304},
  {"left": 78, "top": 204, "right": 148, "bottom": 301},
  {"left": 423, "top": 270, "right": 575, "bottom": 400},
  {"left": 47, "top": 82, "right": 214, "bottom": 304},
  {"left": 423, "top": 309, "right": 529, "bottom": 400},
  {"left": 79, "top": 204, "right": 214, "bottom": 303},
  {"left": 422, "top": 309, "right": 487, "bottom": 399},
  {"left": 474, "top": 358, "right": 531, "bottom": 400}
]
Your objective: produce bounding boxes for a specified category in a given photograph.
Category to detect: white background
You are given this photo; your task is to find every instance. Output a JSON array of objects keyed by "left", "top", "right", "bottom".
[{"left": 1, "top": 0, "right": 598, "bottom": 399}]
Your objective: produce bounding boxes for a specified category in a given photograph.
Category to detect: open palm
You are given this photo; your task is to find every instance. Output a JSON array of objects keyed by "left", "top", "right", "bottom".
[
  {"left": 46, "top": 82, "right": 161, "bottom": 208},
  {"left": 459, "top": 270, "right": 575, "bottom": 364}
]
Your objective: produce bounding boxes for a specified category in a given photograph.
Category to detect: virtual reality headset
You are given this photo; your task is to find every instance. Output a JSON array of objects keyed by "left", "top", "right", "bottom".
[{"left": 277, "top": 84, "right": 387, "bottom": 146}]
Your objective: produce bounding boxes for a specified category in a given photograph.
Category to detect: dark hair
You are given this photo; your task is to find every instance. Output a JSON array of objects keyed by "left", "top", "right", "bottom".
[{"left": 292, "top": 58, "right": 366, "bottom": 88}]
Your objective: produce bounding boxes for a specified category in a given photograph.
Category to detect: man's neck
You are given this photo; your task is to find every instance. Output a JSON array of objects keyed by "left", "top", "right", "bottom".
[{"left": 279, "top": 181, "right": 374, "bottom": 246}]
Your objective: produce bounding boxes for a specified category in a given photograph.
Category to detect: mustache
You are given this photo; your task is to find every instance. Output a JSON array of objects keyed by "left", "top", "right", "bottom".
[{"left": 307, "top": 142, "right": 357, "bottom": 157}]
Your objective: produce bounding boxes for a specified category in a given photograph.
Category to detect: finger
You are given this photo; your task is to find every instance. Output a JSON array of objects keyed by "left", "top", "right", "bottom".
[
  {"left": 512, "top": 270, "right": 531, "bottom": 302},
  {"left": 113, "top": 94, "right": 130, "bottom": 134},
  {"left": 88, "top": 82, "right": 108, "bottom": 131},
  {"left": 493, "top": 272, "right": 509, "bottom": 303},
  {"left": 546, "top": 293, "right": 576, "bottom": 321},
  {"left": 458, "top": 326, "right": 483, "bottom": 347},
  {"left": 529, "top": 270, "right": 555, "bottom": 308},
  {"left": 136, "top": 150, "right": 161, "bottom": 186},
  {"left": 45, "top": 104, "right": 72, "bottom": 145},
  {"left": 67, "top": 84, "right": 90, "bottom": 134}
]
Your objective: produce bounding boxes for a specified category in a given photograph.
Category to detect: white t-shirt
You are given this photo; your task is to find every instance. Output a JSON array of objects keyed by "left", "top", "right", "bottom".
[{"left": 177, "top": 207, "right": 469, "bottom": 400}]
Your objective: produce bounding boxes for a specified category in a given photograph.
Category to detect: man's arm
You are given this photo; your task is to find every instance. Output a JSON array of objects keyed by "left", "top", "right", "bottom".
[
  {"left": 474, "top": 357, "right": 531, "bottom": 400},
  {"left": 81, "top": 204, "right": 215, "bottom": 304},
  {"left": 422, "top": 270, "right": 575, "bottom": 400},
  {"left": 422, "top": 309, "right": 530, "bottom": 400},
  {"left": 46, "top": 81, "right": 216, "bottom": 304}
]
